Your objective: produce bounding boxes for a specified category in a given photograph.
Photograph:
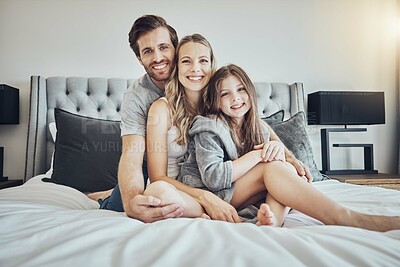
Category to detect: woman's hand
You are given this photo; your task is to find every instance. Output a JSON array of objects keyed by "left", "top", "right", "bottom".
[
  {"left": 254, "top": 141, "right": 285, "bottom": 162},
  {"left": 198, "top": 191, "right": 242, "bottom": 223}
]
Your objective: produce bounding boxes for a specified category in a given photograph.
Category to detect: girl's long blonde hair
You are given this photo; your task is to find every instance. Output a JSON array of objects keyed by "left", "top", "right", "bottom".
[
  {"left": 207, "top": 64, "right": 265, "bottom": 156},
  {"left": 165, "top": 34, "right": 217, "bottom": 145}
]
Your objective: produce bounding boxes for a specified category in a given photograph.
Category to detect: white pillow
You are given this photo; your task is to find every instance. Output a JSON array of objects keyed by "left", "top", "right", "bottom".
[
  {"left": 45, "top": 122, "right": 57, "bottom": 177},
  {"left": 49, "top": 121, "right": 57, "bottom": 141}
]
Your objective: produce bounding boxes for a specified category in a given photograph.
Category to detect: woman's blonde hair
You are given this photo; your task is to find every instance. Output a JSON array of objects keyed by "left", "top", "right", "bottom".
[
  {"left": 207, "top": 64, "right": 265, "bottom": 156},
  {"left": 165, "top": 33, "right": 217, "bottom": 145}
]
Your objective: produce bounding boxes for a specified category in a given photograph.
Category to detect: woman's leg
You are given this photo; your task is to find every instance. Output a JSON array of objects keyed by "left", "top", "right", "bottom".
[
  {"left": 231, "top": 161, "right": 400, "bottom": 232},
  {"left": 144, "top": 181, "right": 206, "bottom": 218}
]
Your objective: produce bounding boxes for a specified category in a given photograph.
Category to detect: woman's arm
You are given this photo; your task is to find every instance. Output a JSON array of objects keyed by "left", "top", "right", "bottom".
[
  {"left": 146, "top": 99, "right": 170, "bottom": 183},
  {"left": 146, "top": 101, "right": 241, "bottom": 222}
]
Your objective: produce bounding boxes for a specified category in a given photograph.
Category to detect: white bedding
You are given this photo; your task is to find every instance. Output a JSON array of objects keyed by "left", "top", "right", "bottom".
[{"left": 1, "top": 176, "right": 400, "bottom": 267}]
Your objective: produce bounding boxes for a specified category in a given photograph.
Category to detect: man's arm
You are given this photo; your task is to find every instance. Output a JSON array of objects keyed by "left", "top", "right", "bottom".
[
  {"left": 266, "top": 123, "right": 313, "bottom": 182},
  {"left": 118, "top": 135, "right": 183, "bottom": 222}
]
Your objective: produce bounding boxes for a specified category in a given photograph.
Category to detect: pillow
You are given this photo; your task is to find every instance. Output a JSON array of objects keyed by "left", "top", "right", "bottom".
[
  {"left": 261, "top": 110, "right": 284, "bottom": 126},
  {"left": 47, "top": 108, "right": 121, "bottom": 192},
  {"left": 44, "top": 122, "right": 57, "bottom": 177},
  {"left": 49, "top": 121, "right": 57, "bottom": 141},
  {"left": 271, "top": 111, "right": 325, "bottom": 182}
]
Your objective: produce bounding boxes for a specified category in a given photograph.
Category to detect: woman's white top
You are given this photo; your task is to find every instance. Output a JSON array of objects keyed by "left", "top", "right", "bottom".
[{"left": 160, "top": 97, "right": 188, "bottom": 178}]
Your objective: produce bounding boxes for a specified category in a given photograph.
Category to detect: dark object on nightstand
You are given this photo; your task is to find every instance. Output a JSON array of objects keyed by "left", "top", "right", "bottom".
[
  {"left": 0, "top": 179, "right": 23, "bottom": 189},
  {"left": 0, "top": 84, "right": 20, "bottom": 181},
  {"left": 0, "top": 147, "right": 6, "bottom": 182},
  {"left": 308, "top": 91, "right": 385, "bottom": 175}
]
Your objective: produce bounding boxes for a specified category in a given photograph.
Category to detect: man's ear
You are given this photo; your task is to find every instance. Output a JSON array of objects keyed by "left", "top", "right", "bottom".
[{"left": 137, "top": 55, "right": 143, "bottom": 66}]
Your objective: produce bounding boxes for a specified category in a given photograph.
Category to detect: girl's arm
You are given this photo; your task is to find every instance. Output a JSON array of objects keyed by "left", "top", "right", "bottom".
[
  {"left": 231, "top": 150, "right": 263, "bottom": 182},
  {"left": 195, "top": 132, "right": 263, "bottom": 186}
]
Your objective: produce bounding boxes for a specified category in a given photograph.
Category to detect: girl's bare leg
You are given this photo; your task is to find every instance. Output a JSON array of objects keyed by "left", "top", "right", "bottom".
[
  {"left": 265, "top": 194, "right": 290, "bottom": 226},
  {"left": 233, "top": 163, "right": 292, "bottom": 227},
  {"left": 231, "top": 161, "right": 400, "bottom": 232},
  {"left": 144, "top": 181, "right": 206, "bottom": 218}
]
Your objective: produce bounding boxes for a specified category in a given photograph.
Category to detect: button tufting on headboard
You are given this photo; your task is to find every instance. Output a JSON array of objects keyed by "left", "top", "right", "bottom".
[{"left": 25, "top": 76, "right": 303, "bottom": 181}]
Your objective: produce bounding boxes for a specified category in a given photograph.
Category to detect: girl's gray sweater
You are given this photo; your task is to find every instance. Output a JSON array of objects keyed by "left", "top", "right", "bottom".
[
  {"left": 177, "top": 115, "right": 239, "bottom": 203},
  {"left": 177, "top": 115, "right": 271, "bottom": 223}
]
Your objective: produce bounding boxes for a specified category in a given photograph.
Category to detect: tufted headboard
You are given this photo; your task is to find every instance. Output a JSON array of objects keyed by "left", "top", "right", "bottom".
[{"left": 24, "top": 76, "right": 305, "bottom": 181}]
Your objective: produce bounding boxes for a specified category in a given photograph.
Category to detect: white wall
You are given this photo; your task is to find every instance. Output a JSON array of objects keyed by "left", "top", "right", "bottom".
[{"left": 0, "top": 0, "right": 398, "bottom": 180}]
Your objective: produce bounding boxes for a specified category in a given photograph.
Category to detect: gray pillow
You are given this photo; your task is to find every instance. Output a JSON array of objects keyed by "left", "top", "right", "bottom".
[
  {"left": 271, "top": 111, "right": 325, "bottom": 182},
  {"left": 261, "top": 110, "right": 284, "bottom": 126}
]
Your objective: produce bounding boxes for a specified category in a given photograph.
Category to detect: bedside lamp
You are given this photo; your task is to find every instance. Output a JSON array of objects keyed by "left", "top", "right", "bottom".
[
  {"left": 307, "top": 91, "right": 385, "bottom": 175},
  {"left": 0, "top": 84, "right": 20, "bottom": 181}
]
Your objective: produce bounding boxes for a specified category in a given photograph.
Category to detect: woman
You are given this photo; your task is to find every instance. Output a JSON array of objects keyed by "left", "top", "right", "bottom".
[{"left": 143, "top": 33, "right": 217, "bottom": 218}]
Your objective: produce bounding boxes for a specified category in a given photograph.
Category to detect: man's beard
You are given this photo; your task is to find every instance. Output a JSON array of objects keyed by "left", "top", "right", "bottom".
[{"left": 144, "top": 60, "right": 174, "bottom": 83}]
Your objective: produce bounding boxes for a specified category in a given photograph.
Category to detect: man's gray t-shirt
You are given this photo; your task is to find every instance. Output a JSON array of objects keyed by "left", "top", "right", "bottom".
[{"left": 120, "top": 74, "right": 164, "bottom": 137}]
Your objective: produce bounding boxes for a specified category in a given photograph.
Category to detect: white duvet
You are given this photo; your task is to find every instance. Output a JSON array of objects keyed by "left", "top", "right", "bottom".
[{"left": 1, "top": 176, "right": 400, "bottom": 267}]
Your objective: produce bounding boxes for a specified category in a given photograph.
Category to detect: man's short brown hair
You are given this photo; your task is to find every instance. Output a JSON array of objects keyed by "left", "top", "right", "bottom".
[{"left": 128, "top": 15, "right": 178, "bottom": 57}]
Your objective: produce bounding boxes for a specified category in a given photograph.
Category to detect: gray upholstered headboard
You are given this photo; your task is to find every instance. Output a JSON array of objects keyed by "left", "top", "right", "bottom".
[{"left": 24, "top": 75, "right": 305, "bottom": 181}]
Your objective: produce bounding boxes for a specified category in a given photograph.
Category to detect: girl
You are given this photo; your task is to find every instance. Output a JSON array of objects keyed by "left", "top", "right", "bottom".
[
  {"left": 177, "top": 64, "right": 400, "bottom": 231},
  {"left": 177, "top": 64, "right": 299, "bottom": 226}
]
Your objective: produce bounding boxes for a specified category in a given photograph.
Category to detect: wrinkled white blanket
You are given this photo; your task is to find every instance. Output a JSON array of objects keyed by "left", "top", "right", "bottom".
[{"left": 1, "top": 176, "right": 399, "bottom": 267}]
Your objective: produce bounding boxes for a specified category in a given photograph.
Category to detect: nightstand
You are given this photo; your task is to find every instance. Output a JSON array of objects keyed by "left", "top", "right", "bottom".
[
  {"left": 328, "top": 173, "right": 400, "bottom": 191},
  {"left": 0, "top": 179, "right": 23, "bottom": 190}
]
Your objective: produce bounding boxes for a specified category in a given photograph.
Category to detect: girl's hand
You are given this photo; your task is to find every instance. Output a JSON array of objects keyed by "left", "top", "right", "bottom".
[{"left": 254, "top": 141, "right": 285, "bottom": 162}]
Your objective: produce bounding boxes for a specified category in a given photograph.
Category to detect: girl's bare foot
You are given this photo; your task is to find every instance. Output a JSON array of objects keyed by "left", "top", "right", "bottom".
[
  {"left": 256, "top": 203, "right": 277, "bottom": 226},
  {"left": 86, "top": 189, "right": 113, "bottom": 202}
]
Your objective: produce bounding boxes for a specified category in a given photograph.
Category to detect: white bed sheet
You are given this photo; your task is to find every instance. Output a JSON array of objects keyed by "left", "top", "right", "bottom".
[{"left": 1, "top": 176, "right": 400, "bottom": 267}]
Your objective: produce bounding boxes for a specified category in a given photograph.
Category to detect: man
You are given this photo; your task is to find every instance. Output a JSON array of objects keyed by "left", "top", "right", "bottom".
[
  {"left": 97, "top": 15, "right": 241, "bottom": 223},
  {"left": 97, "top": 15, "right": 312, "bottom": 223}
]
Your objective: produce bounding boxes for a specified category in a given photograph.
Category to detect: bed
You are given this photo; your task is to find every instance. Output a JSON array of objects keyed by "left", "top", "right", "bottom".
[{"left": 1, "top": 76, "right": 399, "bottom": 267}]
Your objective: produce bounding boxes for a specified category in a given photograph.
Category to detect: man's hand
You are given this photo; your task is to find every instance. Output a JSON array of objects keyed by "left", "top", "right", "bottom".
[
  {"left": 128, "top": 194, "right": 184, "bottom": 223},
  {"left": 286, "top": 158, "right": 313, "bottom": 183},
  {"left": 198, "top": 191, "right": 241, "bottom": 223}
]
